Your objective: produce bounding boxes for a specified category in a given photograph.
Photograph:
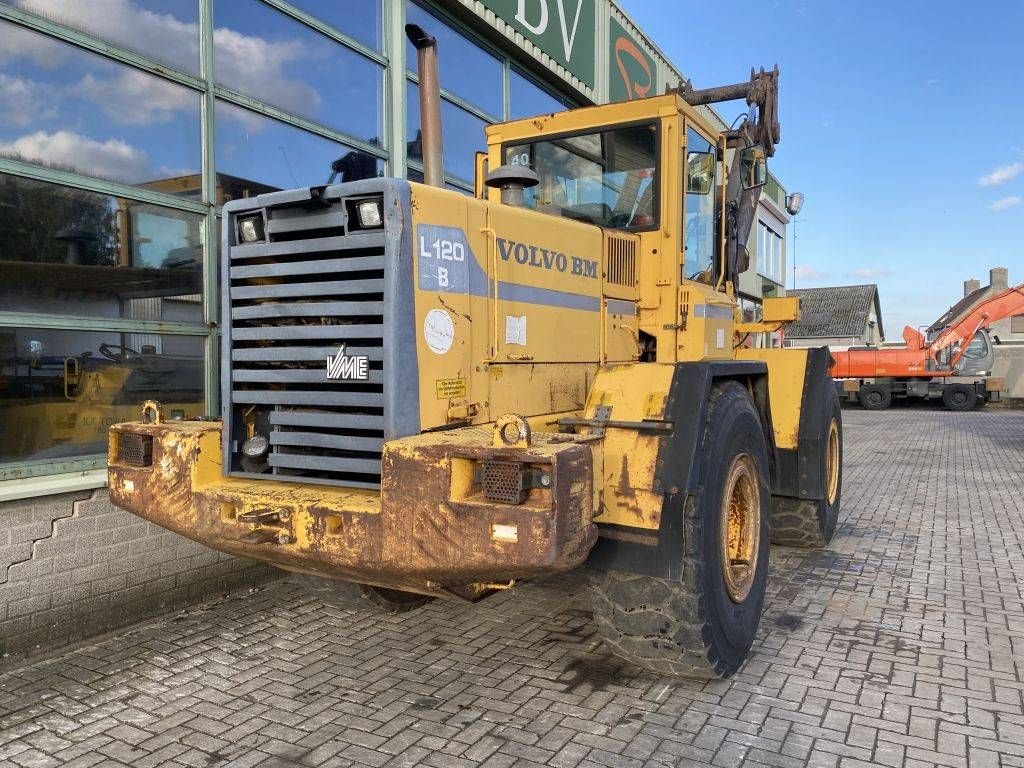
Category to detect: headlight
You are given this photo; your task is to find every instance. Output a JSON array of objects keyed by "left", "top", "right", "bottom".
[
  {"left": 237, "top": 214, "right": 264, "bottom": 243},
  {"left": 356, "top": 199, "right": 382, "bottom": 228}
]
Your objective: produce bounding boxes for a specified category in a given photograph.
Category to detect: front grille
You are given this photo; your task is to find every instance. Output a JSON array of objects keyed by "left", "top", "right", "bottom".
[
  {"left": 223, "top": 182, "right": 419, "bottom": 489},
  {"left": 118, "top": 433, "right": 153, "bottom": 467}
]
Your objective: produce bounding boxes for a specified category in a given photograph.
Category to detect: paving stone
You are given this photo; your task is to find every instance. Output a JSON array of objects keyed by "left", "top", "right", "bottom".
[{"left": 0, "top": 409, "right": 1021, "bottom": 766}]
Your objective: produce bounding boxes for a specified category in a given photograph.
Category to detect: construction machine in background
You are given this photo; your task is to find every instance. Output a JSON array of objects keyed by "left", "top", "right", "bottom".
[
  {"left": 106, "top": 25, "right": 841, "bottom": 679},
  {"left": 832, "top": 283, "right": 1024, "bottom": 410}
]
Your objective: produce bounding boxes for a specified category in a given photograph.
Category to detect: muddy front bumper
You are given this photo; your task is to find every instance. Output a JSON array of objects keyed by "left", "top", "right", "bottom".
[{"left": 107, "top": 421, "right": 597, "bottom": 597}]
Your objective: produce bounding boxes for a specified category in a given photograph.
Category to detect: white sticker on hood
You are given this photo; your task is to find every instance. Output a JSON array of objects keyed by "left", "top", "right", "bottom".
[{"left": 424, "top": 308, "right": 455, "bottom": 354}]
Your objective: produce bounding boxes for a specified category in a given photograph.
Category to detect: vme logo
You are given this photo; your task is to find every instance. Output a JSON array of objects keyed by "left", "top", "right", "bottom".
[{"left": 326, "top": 344, "right": 369, "bottom": 381}]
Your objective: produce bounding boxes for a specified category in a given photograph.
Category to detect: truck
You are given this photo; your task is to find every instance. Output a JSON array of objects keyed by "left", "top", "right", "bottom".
[
  {"left": 105, "top": 25, "right": 842, "bottom": 679},
  {"left": 831, "top": 283, "right": 1024, "bottom": 411}
]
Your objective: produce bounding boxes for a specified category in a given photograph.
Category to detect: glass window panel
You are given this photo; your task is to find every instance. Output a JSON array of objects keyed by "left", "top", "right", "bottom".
[
  {"left": 684, "top": 128, "right": 716, "bottom": 278},
  {"left": 0, "top": 174, "right": 204, "bottom": 322},
  {"left": 214, "top": 100, "right": 382, "bottom": 201},
  {"left": 286, "top": 0, "right": 381, "bottom": 51},
  {"left": 3, "top": 0, "right": 200, "bottom": 74},
  {"left": 406, "top": 166, "right": 471, "bottom": 193},
  {"left": 504, "top": 123, "right": 658, "bottom": 231},
  {"left": 510, "top": 69, "right": 567, "bottom": 119},
  {"left": 0, "top": 329, "right": 204, "bottom": 464},
  {"left": 0, "top": 21, "right": 201, "bottom": 189},
  {"left": 213, "top": 0, "right": 382, "bottom": 142},
  {"left": 405, "top": 1, "right": 501, "bottom": 117},
  {"left": 407, "top": 82, "right": 486, "bottom": 184}
]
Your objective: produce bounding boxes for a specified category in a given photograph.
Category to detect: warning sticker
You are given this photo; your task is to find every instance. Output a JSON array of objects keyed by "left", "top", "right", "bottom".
[
  {"left": 435, "top": 378, "right": 467, "bottom": 399},
  {"left": 505, "top": 315, "right": 527, "bottom": 346}
]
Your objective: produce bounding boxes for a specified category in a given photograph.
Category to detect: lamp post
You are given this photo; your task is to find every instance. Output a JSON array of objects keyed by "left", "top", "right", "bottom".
[{"left": 785, "top": 193, "right": 805, "bottom": 291}]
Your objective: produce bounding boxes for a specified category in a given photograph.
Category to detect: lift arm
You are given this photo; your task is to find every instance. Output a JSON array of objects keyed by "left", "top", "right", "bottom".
[
  {"left": 930, "top": 283, "right": 1024, "bottom": 370},
  {"left": 672, "top": 68, "right": 781, "bottom": 288}
]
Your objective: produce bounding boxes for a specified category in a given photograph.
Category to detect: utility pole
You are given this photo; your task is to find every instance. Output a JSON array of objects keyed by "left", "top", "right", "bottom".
[{"left": 792, "top": 218, "right": 805, "bottom": 290}]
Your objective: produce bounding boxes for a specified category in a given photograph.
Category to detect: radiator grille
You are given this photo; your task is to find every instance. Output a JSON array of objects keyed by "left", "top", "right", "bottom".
[
  {"left": 606, "top": 235, "right": 637, "bottom": 288},
  {"left": 226, "top": 191, "right": 393, "bottom": 488}
]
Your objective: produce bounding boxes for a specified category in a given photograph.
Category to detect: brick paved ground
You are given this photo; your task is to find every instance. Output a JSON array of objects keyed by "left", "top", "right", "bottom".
[{"left": 0, "top": 408, "right": 1022, "bottom": 768}]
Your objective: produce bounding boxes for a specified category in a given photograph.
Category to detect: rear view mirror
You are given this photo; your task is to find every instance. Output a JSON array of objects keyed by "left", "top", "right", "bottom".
[
  {"left": 740, "top": 146, "right": 767, "bottom": 190},
  {"left": 686, "top": 150, "right": 715, "bottom": 194}
]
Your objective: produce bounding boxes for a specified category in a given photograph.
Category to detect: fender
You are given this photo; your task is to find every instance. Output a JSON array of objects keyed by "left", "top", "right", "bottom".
[
  {"left": 773, "top": 346, "right": 834, "bottom": 501},
  {"left": 586, "top": 360, "right": 771, "bottom": 579}
]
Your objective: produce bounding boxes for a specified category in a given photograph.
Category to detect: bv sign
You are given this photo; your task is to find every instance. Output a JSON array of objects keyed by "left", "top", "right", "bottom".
[
  {"left": 609, "top": 17, "right": 656, "bottom": 102},
  {"left": 480, "top": 0, "right": 595, "bottom": 87}
]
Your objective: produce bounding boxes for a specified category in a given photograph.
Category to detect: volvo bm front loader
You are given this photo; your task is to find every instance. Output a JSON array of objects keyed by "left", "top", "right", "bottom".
[{"left": 107, "top": 25, "right": 842, "bottom": 678}]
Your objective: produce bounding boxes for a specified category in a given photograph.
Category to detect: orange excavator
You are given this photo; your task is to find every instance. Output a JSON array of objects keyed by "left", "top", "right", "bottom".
[{"left": 831, "top": 283, "right": 1024, "bottom": 410}]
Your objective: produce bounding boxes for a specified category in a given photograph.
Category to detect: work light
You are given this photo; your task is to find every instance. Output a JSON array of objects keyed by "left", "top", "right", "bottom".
[
  {"left": 237, "top": 214, "right": 265, "bottom": 243},
  {"left": 356, "top": 199, "right": 382, "bottom": 228}
]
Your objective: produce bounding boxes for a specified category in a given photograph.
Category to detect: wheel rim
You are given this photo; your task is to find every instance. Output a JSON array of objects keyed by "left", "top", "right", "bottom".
[
  {"left": 825, "top": 418, "right": 840, "bottom": 505},
  {"left": 951, "top": 390, "right": 967, "bottom": 406},
  {"left": 720, "top": 453, "right": 761, "bottom": 603},
  {"left": 866, "top": 391, "right": 881, "bottom": 406}
]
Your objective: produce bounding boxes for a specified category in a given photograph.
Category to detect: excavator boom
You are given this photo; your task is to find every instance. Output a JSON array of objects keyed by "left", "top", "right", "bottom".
[{"left": 931, "top": 283, "right": 1024, "bottom": 369}]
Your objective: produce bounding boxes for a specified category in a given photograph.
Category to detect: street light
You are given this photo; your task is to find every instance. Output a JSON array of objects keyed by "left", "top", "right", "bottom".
[
  {"left": 784, "top": 192, "right": 805, "bottom": 291},
  {"left": 785, "top": 192, "right": 804, "bottom": 216},
  {"left": 791, "top": 217, "right": 806, "bottom": 291}
]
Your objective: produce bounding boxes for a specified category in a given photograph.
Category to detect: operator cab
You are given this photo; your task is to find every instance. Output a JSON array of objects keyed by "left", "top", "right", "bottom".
[
  {"left": 487, "top": 92, "right": 771, "bottom": 292},
  {"left": 944, "top": 329, "right": 995, "bottom": 375}
]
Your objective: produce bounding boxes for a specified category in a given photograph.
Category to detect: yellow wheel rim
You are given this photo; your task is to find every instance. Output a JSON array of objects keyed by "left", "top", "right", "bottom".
[
  {"left": 720, "top": 453, "right": 760, "bottom": 603},
  {"left": 825, "top": 418, "right": 840, "bottom": 505}
]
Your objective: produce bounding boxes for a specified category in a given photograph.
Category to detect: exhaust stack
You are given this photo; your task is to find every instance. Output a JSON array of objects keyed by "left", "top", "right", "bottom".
[{"left": 405, "top": 24, "right": 444, "bottom": 187}]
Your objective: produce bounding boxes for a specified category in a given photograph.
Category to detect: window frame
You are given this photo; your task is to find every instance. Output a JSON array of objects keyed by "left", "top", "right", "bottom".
[{"left": 500, "top": 119, "right": 662, "bottom": 233}]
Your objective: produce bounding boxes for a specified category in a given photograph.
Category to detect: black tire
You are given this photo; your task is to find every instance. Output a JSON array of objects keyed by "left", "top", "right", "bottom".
[
  {"left": 295, "top": 574, "right": 432, "bottom": 614},
  {"left": 771, "top": 386, "right": 843, "bottom": 547},
  {"left": 942, "top": 383, "right": 978, "bottom": 411},
  {"left": 589, "top": 381, "right": 771, "bottom": 679},
  {"left": 858, "top": 383, "right": 891, "bottom": 410}
]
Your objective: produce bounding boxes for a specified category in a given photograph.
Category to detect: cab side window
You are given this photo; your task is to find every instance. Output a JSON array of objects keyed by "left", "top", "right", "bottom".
[{"left": 685, "top": 128, "right": 716, "bottom": 279}]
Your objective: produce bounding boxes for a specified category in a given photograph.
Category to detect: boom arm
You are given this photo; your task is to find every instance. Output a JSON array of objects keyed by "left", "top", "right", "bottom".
[{"left": 930, "top": 283, "right": 1024, "bottom": 370}]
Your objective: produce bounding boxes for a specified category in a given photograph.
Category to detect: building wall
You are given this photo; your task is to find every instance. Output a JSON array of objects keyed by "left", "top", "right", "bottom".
[
  {"left": 785, "top": 336, "right": 864, "bottom": 351},
  {"left": 994, "top": 343, "right": 1024, "bottom": 399},
  {"left": 0, "top": 489, "right": 273, "bottom": 662}
]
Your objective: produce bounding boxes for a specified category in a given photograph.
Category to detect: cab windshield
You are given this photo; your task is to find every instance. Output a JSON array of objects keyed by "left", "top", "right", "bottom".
[{"left": 504, "top": 123, "right": 658, "bottom": 231}]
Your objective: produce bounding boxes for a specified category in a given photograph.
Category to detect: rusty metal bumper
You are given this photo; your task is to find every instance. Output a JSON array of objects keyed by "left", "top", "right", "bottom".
[{"left": 107, "top": 421, "right": 597, "bottom": 596}]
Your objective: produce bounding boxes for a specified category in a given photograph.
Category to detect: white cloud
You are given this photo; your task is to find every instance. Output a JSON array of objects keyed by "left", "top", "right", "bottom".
[
  {"left": 14, "top": 0, "right": 199, "bottom": 73},
  {"left": 979, "top": 162, "right": 1023, "bottom": 187},
  {"left": 77, "top": 70, "right": 197, "bottom": 126},
  {"left": 794, "top": 265, "right": 828, "bottom": 280},
  {"left": 0, "top": 74, "right": 57, "bottom": 127},
  {"left": 8, "top": 0, "right": 321, "bottom": 130},
  {"left": 212, "top": 27, "right": 321, "bottom": 121},
  {"left": 0, "top": 18, "right": 67, "bottom": 67},
  {"left": 990, "top": 196, "right": 1022, "bottom": 212},
  {"left": 847, "top": 268, "right": 891, "bottom": 279},
  {"left": 0, "top": 130, "right": 151, "bottom": 182}
]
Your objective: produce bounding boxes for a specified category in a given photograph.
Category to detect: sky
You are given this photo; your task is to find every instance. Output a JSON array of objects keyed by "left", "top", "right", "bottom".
[{"left": 623, "top": 0, "right": 1024, "bottom": 337}]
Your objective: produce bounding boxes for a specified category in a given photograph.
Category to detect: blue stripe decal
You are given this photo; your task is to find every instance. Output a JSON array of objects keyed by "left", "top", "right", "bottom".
[{"left": 497, "top": 282, "right": 601, "bottom": 312}]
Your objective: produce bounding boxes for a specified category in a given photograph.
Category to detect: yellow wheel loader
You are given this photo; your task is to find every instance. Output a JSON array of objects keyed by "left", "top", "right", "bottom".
[{"left": 107, "top": 25, "right": 841, "bottom": 678}]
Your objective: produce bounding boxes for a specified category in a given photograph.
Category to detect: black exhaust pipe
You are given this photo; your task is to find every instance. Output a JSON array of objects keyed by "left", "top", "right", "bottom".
[{"left": 405, "top": 24, "right": 444, "bottom": 188}]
